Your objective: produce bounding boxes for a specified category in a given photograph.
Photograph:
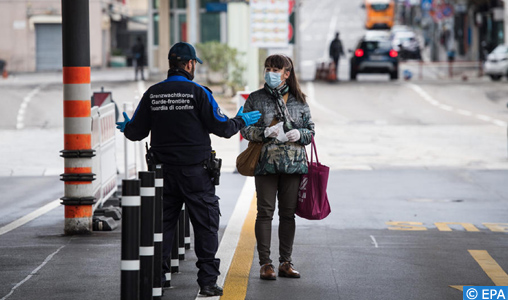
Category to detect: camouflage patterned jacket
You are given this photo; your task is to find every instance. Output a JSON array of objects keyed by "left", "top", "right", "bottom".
[{"left": 240, "top": 88, "right": 315, "bottom": 176}]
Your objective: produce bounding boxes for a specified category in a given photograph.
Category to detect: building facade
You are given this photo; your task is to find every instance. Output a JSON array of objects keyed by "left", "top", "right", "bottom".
[{"left": 0, "top": 0, "right": 131, "bottom": 72}]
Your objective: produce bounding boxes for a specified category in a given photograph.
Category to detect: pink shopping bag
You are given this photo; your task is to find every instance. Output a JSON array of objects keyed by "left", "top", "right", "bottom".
[{"left": 296, "top": 137, "right": 331, "bottom": 220}]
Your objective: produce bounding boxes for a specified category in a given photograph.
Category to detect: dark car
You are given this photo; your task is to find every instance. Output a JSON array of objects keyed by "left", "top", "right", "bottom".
[{"left": 350, "top": 36, "right": 399, "bottom": 80}]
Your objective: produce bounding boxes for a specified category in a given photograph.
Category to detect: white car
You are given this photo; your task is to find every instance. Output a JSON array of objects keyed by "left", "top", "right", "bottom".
[
  {"left": 484, "top": 45, "right": 508, "bottom": 81},
  {"left": 365, "top": 30, "right": 391, "bottom": 41},
  {"left": 391, "top": 30, "right": 421, "bottom": 60}
]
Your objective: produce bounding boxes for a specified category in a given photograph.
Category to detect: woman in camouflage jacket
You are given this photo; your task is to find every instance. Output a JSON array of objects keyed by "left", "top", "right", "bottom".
[{"left": 241, "top": 54, "right": 315, "bottom": 281}]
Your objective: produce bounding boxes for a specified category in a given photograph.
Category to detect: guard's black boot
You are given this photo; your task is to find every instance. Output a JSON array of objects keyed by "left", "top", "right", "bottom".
[{"left": 199, "top": 284, "right": 223, "bottom": 296}]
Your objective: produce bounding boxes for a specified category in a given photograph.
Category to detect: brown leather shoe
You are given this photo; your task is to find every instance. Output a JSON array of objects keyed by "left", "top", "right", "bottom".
[
  {"left": 278, "top": 262, "right": 301, "bottom": 278},
  {"left": 260, "top": 263, "right": 276, "bottom": 280}
]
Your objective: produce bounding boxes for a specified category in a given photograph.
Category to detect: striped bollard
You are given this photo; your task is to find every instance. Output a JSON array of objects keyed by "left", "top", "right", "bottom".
[
  {"left": 164, "top": 256, "right": 171, "bottom": 288},
  {"left": 184, "top": 207, "right": 191, "bottom": 250},
  {"left": 171, "top": 223, "right": 179, "bottom": 273},
  {"left": 60, "top": 0, "right": 95, "bottom": 235},
  {"left": 121, "top": 179, "right": 140, "bottom": 300},
  {"left": 139, "top": 171, "right": 155, "bottom": 300},
  {"left": 149, "top": 164, "right": 163, "bottom": 299},
  {"left": 178, "top": 206, "right": 185, "bottom": 260}
]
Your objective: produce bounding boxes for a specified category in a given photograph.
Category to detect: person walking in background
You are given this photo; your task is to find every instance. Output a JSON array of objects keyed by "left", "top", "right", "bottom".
[
  {"left": 116, "top": 42, "right": 261, "bottom": 296},
  {"left": 329, "top": 32, "right": 344, "bottom": 79},
  {"left": 132, "top": 36, "right": 145, "bottom": 81},
  {"left": 241, "top": 54, "right": 315, "bottom": 281}
]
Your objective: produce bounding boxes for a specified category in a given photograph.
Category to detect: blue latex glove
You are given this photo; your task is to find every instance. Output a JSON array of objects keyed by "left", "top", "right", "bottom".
[
  {"left": 116, "top": 112, "right": 131, "bottom": 132},
  {"left": 236, "top": 106, "right": 262, "bottom": 126}
]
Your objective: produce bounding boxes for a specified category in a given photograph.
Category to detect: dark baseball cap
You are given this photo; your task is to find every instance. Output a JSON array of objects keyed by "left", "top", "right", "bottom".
[{"left": 168, "top": 42, "right": 203, "bottom": 64}]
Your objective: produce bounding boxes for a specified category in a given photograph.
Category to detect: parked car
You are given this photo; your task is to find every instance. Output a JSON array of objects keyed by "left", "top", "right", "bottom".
[
  {"left": 484, "top": 44, "right": 508, "bottom": 81},
  {"left": 391, "top": 30, "right": 421, "bottom": 60},
  {"left": 365, "top": 29, "right": 391, "bottom": 40},
  {"left": 390, "top": 25, "right": 411, "bottom": 35},
  {"left": 350, "top": 35, "right": 399, "bottom": 80}
]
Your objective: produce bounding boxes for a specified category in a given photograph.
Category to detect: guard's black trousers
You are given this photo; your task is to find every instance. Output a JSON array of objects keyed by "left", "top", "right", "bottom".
[{"left": 161, "top": 163, "right": 220, "bottom": 288}]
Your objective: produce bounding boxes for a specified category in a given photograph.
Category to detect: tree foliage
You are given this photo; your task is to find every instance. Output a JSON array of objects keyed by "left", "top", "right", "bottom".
[{"left": 195, "top": 41, "right": 246, "bottom": 94}]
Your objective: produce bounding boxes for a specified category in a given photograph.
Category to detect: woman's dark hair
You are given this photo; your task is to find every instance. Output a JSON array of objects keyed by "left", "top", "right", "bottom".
[{"left": 264, "top": 54, "right": 306, "bottom": 103}]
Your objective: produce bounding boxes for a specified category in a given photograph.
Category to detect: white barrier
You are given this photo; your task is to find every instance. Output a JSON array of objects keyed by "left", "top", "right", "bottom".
[
  {"left": 123, "top": 103, "right": 138, "bottom": 179},
  {"left": 90, "top": 103, "right": 118, "bottom": 211},
  {"left": 91, "top": 106, "right": 101, "bottom": 206}
]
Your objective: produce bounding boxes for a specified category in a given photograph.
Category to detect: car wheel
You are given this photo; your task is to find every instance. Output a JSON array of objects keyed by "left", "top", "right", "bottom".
[
  {"left": 390, "top": 71, "right": 398, "bottom": 80},
  {"left": 490, "top": 75, "right": 502, "bottom": 81}
]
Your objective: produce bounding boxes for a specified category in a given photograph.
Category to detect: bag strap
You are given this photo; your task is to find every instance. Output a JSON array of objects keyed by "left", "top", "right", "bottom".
[{"left": 310, "top": 136, "right": 319, "bottom": 164}]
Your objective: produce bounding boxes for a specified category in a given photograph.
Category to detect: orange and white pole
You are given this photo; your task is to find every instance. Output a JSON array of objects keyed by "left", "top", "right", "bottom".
[{"left": 60, "top": 0, "right": 95, "bottom": 235}]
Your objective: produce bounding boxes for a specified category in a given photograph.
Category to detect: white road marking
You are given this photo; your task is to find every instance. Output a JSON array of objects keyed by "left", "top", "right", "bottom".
[
  {"left": 406, "top": 83, "right": 507, "bottom": 127},
  {"left": 0, "top": 199, "right": 60, "bottom": 236},
  {"left": 370, "top": 235, "right": 379, "bottom": 248},
  {"left": 16, "top": 85, "right": 45, "bottom": 130},
  {"left": 492, "top": 119, "right": 508, "bottom": 127},
  {"left": 0, "top": 245, "right": 66, "bottom": 300},
  {"left": 305, "top": 81, "right": 348, "bottom": 122},
  {"left": 438, "top": 104, "right": 453, "bottom": 111},
  {"left": 457, "top": 109, "right": 473, "bottom": 116},
  {"left": 195, "top": 177, "right": 255, "bottom": 300},
  {"left": 476, "top": 114, "right": 492, "bottom": 122}
]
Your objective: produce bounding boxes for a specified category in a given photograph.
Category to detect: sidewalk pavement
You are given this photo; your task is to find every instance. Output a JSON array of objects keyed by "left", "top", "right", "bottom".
[{"left": 0, "top": 172, "right": 247, "bottom": 300}]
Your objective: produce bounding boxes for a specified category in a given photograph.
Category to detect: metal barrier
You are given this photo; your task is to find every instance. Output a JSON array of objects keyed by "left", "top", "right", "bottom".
[
  {"left": 90, "top": 103, "right": 118, "bottom": 211},
  {"left": 123, "top": 103, "right": 138, "bottom": 179},
  {"left": 400, "top": 60, "right": 483, "bottom": 80},
  {"left": 314, "top": 61, "right": 336, "bottom": 82}
]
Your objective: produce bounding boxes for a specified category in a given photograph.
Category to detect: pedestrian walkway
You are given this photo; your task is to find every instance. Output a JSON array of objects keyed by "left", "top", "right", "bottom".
[{"left": 0, "top": 172, "right": 248, "bottom": 300}]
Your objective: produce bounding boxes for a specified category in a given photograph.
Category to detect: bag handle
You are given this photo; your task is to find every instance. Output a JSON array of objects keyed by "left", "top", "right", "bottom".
[{"left": 307, "top": 135, "right": 319, "bottom": 165}]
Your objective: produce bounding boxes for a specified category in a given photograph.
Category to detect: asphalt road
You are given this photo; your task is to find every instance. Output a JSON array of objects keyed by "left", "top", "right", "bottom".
[{"left": 1, "top": 1, "right": 508, "bottom": 299}]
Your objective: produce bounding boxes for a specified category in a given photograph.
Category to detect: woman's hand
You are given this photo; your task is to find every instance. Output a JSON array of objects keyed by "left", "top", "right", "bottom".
[
  {"left": 285, "top": 129, "right": 300, "bottom": 142},
  {"left": 264, "top": 126, "right": 279, "bottom": 138}
]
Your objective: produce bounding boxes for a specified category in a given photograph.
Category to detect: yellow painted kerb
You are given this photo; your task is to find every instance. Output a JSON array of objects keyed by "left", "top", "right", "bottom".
[{"left": 221, "top": 194, "right": 257, "bottom": 300}]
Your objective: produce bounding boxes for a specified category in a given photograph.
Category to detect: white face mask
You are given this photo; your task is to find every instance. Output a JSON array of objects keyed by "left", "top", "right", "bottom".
[{"left": 265, "top": 72, "right": 283, "bottom": 89}]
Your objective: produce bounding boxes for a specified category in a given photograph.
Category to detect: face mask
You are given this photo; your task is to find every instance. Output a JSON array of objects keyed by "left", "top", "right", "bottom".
[{"left": 265, "top": 72, "right": 282, "bottom": 89}]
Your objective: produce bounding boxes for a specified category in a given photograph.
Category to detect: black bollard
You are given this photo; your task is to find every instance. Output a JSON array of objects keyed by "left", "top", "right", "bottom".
[
  {"left": 164, "top": 257, "right": 171, "bottom": 288},
  {"left": 121, "top": 179, "right": 141, "bottom": 300},
  {"left": 139, "top": 171, "right": 155, "bottom": 300},
  {"left": 179, "top": 206, "right": 185, "bottom": 260},
  {"left": 171, "top": 223, "right": 179, "bottom": 273},
  {"left": 184, "top": 207, "right": 191, "bottom": 250},
  {"left": 149, "top": 164, "right": 163, "bottom": 299}
]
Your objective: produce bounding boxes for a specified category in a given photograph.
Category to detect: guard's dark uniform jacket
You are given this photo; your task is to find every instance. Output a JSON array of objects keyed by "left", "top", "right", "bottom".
[
  {"left": 124, "top": 68, "right": 244, "bottom": 289},
  {"left": 124, "top": 69, "right": 245, "bottom": 165}
]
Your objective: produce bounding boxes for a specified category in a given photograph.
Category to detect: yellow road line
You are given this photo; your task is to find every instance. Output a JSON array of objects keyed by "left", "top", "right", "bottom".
[
  {"left": 469, "top": 250, "right": 508, "bottom": 286},
  {"left": 449, "top": 285, "right": 471, "bottom": 292},
  {"left": 221, "top": 194, "right": 257, "bottom": 300}
]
